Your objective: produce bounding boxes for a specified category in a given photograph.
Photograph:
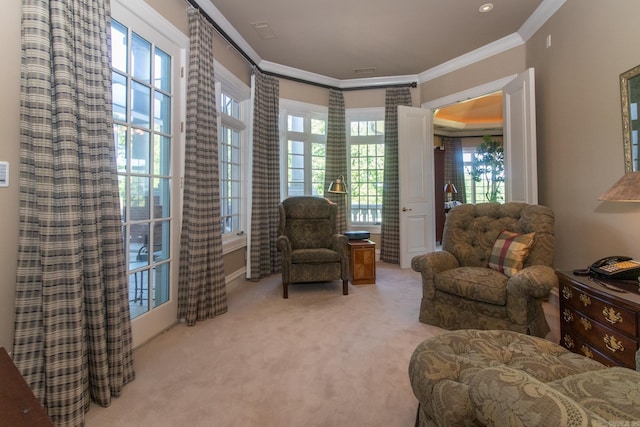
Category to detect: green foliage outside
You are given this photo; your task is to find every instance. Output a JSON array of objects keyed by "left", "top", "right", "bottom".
[{"left": 470, "top": 135, "right": 504, "bottom": 203}]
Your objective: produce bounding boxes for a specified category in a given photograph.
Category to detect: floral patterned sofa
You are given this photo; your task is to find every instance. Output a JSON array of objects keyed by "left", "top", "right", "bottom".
[
  {"left": 408, "top": 329, "right": 640, "bottom": 427},
  {"left": 411, "top": 202, "right": 557, "bottom": 338}
]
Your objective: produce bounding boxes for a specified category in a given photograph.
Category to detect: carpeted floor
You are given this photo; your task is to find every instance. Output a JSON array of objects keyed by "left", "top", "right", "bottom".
[{"left": 85, "top": 262, "right": 559, "bottom": 427}]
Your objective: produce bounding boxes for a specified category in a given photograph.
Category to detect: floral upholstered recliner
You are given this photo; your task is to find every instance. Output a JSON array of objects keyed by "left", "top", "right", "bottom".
[
  {"left": 408, "top": 329, "right": 640, "bottom": 427},
  {"left": 411, "top": 202, "right": 556, "bottom": 338},
  {"left": 276, "top": 196, "right": 349, "bottom": 299}
]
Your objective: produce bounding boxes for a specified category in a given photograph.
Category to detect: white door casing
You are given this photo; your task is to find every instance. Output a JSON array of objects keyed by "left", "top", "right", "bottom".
[
  {"left": 503, "top": 68, "right": 538, "bottom": 204},
  {"left": 398, "top": 105, "right": 434, "bottom": 269}
]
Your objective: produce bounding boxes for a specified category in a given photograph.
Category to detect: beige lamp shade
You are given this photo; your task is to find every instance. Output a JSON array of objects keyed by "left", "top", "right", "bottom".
[
  {"left": 328, "top": 176, "right": 347, "bottom": 194},
  {"left": 599, "top": 171, "right": 640, "bottom": 202},
  {"left": 444, "top": 182, "right": 457, "bottom": 194}
]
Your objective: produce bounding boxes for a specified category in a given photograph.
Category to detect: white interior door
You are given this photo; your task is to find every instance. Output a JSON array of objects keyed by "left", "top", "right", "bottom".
[
  {"left": 503, "top": 68, "right": 538, "bottom": 204},
  {"left": 398, "top": 106, "right": 434, "bottom": 268}
]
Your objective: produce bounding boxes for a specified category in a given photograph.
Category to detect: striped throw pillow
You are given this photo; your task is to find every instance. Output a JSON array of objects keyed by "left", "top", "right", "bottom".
[{"left": 488, "top": 231, "right": 536, "bottom": 277}]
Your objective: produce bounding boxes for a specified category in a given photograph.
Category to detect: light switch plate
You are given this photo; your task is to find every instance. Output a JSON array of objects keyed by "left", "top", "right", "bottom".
[{"left": 0, "top": 161, "right": 9, "bottom": 187}]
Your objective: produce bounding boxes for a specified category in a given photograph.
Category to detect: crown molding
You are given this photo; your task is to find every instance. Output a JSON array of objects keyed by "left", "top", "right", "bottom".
[
  {"left": 191, "top": 0, "right": 565, "bottom": 90},
  {"left": 260, "top": 60, "right": 418, "bottom": 89},
  {"left": 417, "top": 33, "right": 524, "bottom": 84},
  {"left": 193, "top": 0, "right": 261, "bottom": 65},
  {"left": 518, "top": 0, "right": 567, "bottom": 41}
]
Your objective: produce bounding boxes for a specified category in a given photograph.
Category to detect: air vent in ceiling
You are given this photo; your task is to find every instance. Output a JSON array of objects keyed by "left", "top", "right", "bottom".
[
  {"left": 251, "top": 21, "right": 276, "bottom": 39},
  {"left": 353, "top": 67, "right": 376, "bottom": 74}
]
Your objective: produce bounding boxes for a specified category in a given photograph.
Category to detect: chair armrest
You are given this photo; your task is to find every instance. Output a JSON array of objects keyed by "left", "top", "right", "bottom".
[
  {"left": 411, "top": 251, "right": 458, "bottom": 274},
  {"left": 276, "top": 235, "right": 291, "bottom": 259},
  {"left": 330, "top": 233, "right": 349, "bottom": 256},
  {"left": 505, "top": 265, "right": 557, "bottom": 329},
  {"left": 506, "top": 265, "right": 557, "bottom": 299},
  {"left": 411, "top": 251, "right": 459, "bottom": 299}
]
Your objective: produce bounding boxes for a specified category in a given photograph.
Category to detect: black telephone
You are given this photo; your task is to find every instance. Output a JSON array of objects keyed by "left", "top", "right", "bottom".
[{"left": 587, "top": 256, "right": 640, "bottom": 280}]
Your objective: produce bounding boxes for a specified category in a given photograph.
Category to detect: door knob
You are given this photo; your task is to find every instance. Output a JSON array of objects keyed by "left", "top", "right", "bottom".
[{"left": 402, "top": 207, "right": 412, "bottom": 212}]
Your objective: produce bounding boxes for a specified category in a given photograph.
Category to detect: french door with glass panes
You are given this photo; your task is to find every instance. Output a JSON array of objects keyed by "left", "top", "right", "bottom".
[{"left": 110, "top": 1, "right": 186, "bottom": 347}]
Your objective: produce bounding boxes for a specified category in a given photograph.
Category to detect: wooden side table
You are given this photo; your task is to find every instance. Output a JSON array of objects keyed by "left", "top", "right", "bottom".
[
  {"left": 348, "top": 239, "right": 376, "bottom": 285},
  {"left": 556, "top": 271, "right": 640, "bottom": 369},
  {"left": 0, "top": 347, "right": 52, "bottom": 426}
]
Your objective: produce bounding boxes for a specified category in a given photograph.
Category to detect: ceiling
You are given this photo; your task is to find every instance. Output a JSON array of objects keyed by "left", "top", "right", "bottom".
[
  {"left": 202, "top": 0, "right": 564, "bottom": 83},
  {"left": 200, "top": 0, "right": 564, "bottom": 132},
  {"left": 434, "top": 92, "right": 503, "bottom": 134}
]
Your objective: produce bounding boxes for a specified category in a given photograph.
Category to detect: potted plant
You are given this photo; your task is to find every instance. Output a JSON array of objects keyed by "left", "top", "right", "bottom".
[{"left": 470, "top": 135, "right": 504, "bottom": 202}]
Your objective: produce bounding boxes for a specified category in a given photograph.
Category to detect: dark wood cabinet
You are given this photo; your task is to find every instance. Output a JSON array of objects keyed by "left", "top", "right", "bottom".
[
  {"left": 0, "top": 347, "right": 52, "bottom": 426},
  {"left": 557, "top": 271, "right": 640, "bottom": 369}
]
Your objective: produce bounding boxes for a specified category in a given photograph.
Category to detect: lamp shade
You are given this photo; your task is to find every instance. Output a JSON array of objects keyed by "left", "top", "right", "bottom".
[
  {"left": 599, "top": 171, "right": 640, "bottom": 202},
  {"left": 444, "top": 182, "right": 457, "bottom": 194},
  {"left": 328, "top": 176, "right": 347, "bottom": 194}
]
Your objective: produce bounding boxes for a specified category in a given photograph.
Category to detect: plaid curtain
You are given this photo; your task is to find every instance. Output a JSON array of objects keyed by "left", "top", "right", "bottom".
[
  {"left": 249, "top": 68, "right": 280, "bottom": 280},
  {"left": 380, "top": 88, "right": 412, "bottom": 264},
  {"left": 177, "top": 8, "right": 228, "bottom": 326},
  {"left": 324, "top": 89, "right": 348, "bottom": 233},
  {"left": 15, "top": 0, "right": 134, "bottom": 424},
  {"left": 443, "top": 137, "right": 467, "bottom": 203}
]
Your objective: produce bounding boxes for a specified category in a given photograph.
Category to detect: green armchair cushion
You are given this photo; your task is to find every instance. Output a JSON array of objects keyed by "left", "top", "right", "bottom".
[{"left": 435, "top": 266, "right": 508, "bottom": 305}]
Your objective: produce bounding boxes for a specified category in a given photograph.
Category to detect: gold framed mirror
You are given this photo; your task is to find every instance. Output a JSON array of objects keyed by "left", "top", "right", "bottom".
[{"left": 620, "top": 64, "right": 640, "bottom": 172}]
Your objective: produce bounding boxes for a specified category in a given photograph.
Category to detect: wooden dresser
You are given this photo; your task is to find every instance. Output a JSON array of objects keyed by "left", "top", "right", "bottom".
[{"left": 557, "top": 271, "right": 640, "bottom": 369}]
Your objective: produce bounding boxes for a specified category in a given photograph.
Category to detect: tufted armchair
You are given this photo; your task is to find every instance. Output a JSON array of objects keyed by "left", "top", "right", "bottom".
[
  {"left": 411, "top": 202, "right": 557, "bottom": 337},
  {"left": 276, "top": 196, "right": 349, "bottom": 299}
]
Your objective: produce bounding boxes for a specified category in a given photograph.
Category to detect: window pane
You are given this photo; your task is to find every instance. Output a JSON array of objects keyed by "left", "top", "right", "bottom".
[
  {"left": 153, "top": 220, "right": 170, "bottom": 261},
  {"left": 119, "top": 175, "right": 127, "bottom": 221},
  {"left": 112, "top": 72, "right": 127, "bottom": 121},
  {"left": 154, "top": 91, "right": 171, "bottom": 133},
  {"left": 289, "top": 140, "right": 304, "bottom": 155},
  {"left": 153, "top": 177, "right": 171, "bottom": 218},
  {"left": 350, "top": 121, "right": 358, "bottom": 136},
  {"left": 131, "top": 81, "right": 151, "bottom": 127},
  {"left": 288, "top": 115, "right": 304, "bottom": 132},
  {"left": 130, "top": 176, "right": 150, "bottom": 221},
  {"left": 131, "top": 130, "right": 150, "bottom": 174},
  {"left": 111, "top": 20, "right": 128, "bottom": 73},
  {"left": 114, "top": 124, "right": 127, "bottom": 173},
  {"left": 131, "top": 33, "right": 151, "bottom": 83},
  {"left": 153, "top": 134, "right": 171, "bottom": 176},
  {"left": 153, "top": 262, "right": 170, "bottom": 307},
  {"left": 154, "top": 48, "right": 171, "bottom": 92},
  {"left": 311, "top": 118, "right": 325, "bottom": 135}
]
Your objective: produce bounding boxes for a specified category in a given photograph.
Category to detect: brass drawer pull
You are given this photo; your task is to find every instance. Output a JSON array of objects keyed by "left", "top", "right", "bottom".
[
  {"left": 562, "top": 286, "right": 573, "bottom": 300},
  {"left": 579, "top": 317, "right": 592, "bottom": 331},
  {"left": 580, "top": 345, "right": 594, "bottom": 359},
  {"left": 604, "top": 334, "right": 625, "bottom": 353},
  {"left": 563, "top": 309, "right": 574, "bottom": 323},
  {"left": 602, "top": 307, "right": 623, "bottom": 325},
  {"left": 563, "top": 334, "right": 575, "bottom": 349},
  {"left": 579, "top": 293, "right": 592, "bottom": 307}
]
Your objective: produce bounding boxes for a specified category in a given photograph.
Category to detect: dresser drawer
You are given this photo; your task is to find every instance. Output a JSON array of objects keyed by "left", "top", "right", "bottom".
[
  {"left": 560, "top": 331, "right": 623, "bottom": 368},
  {"left": 562, "top": 310, "right": 638, "bottom": 368},
  {"left": 560, "top": 283, "right": 638, "bottom": 337}
]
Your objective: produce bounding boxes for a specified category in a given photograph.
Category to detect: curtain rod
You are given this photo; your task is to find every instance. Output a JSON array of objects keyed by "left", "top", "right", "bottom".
[{"left": 184, "top": 0, "right": 417, "bottom": 92}]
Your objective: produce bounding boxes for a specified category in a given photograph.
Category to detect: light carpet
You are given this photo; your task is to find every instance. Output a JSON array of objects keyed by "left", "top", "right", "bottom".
[{"left": 86, "top": 262, "right": 559, "bottom": 427}]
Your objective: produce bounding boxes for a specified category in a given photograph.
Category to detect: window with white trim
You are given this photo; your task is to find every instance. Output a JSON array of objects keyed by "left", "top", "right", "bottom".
[
  {"left": 347, "top": 109, "right": 385, "bottom": 226},
  {"left": 215, "top": 67, "right": 250, "bottom": 249},
  {"left": 280, "top": 101, "right": 327, "bottom": 198}
]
